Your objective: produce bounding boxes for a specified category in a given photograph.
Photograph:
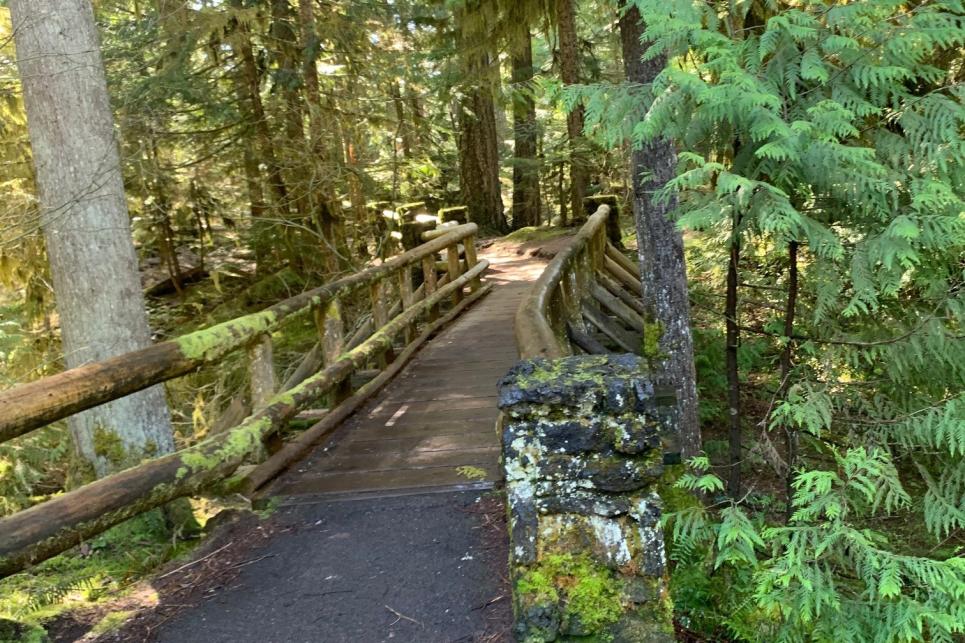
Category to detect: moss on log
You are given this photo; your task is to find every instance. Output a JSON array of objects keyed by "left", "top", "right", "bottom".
[{"left": 0, "top": 258, "right": 488, "bottom": 579}]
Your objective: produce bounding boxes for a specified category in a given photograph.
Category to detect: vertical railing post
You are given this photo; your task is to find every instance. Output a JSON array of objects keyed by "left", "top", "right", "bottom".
[
  {"left": 560, "top": 269, "right": 583, "bottom": 332},
  {"left": 397, "top": 267, "right": 416, "bottom": 344},
  {"left": 422, "top": 255, "right": 439, "bottom": 321},
  {"left": 446, "top": 242, "right": 464, "bottom": 304},
  {"left": 247, "top": 333, "right": 276, "bottom": 410},
  {"left": 370, "top": 279, "right": 395, "bottom": 367},
  {"left": 463, "top": 233, "right": 482, "bottom": 292},
  {"left": 316, "top": 297, "right": 351, "bottom": 404}
]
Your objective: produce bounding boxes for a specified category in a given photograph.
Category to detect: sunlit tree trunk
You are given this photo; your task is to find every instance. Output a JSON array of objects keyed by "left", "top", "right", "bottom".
[
  {"left": 557, "top": 0, "right": 588, "bottom": 225},
  {"left": 454, "top": 0, "right": 507, "bottom": 233},
  {"left": 511, "top": 30, "right": 541, "bottom": 230},
  {"left": 10, "top": 0, "right": 175, "bottom": 477},
  {"left": 619, "top": 4, "right": 702, "bottom": 460},
  {"left": 457, "top": 66, "right": 506, "bottom": 233}
]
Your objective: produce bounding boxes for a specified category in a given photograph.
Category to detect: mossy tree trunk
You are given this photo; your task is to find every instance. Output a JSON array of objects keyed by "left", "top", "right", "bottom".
[
  {"left": 10, "top": 0, "right": 175, "bottom": 477},
  {"left": 619, "top": 4, "right": 702, "bottom": 460}
]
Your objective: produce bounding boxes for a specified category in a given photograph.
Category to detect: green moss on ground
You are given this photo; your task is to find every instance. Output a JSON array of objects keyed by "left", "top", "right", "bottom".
[
  {"left": 0, "top": 510, "right": 194, "bottom": 635},
  {"left": 88, "top": 609, "right": 135, "bottom": 637},
  {"left": 504, "top": 226, "right": 571, "bottom": 244}
]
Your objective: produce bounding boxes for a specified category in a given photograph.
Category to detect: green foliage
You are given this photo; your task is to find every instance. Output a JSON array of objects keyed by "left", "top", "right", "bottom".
[
  {"left": 0, "top": 510, "right": 194, "bottom": 628},
  {"left": 577, "top": 0, "right": 965, "bottom": 639},
  {"left": 667, "top": 455, "right": 965, "bottom": 641}
]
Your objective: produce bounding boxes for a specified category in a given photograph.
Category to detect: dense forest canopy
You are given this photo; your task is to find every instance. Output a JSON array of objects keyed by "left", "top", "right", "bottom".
[{"left": 0, "top": 0, "right": 963, "bottom": 640}]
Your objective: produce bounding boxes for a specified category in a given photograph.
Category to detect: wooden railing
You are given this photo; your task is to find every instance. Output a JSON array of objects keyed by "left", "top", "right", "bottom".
[
  {"left": 0, "top": 223, "right": 489, "bottom": 578},
  {"left": 515, "top": 204, "right": 646, "bottom": 360}
]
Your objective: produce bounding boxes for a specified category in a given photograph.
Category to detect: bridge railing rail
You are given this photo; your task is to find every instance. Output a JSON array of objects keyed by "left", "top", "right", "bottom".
[
  {"left": 0, "top": 222, "right": 489, "bottom": 578},
  {"left": 515, "top": 204, "right": 645, "bottom": 360}
]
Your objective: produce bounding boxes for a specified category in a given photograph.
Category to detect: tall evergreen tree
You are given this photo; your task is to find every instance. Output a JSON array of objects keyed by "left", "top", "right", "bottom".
[
  {"left": 9, "top": 0, "right": 175, "bottom": 477},
  {"left": 453, "top": 0, "right": 507, "bottom": 232},
  {"left": 618, "top": 4, "right": 701, "bottom": 459},
  {"left": 556, "top": 0, "right": 589, "bottom": 225},
  {"left": 510, "top": 30, "right": 542, "bottom": 229}
]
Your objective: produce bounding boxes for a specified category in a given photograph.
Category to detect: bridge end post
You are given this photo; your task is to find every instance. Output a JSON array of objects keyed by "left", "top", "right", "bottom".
[{"left": 497, "top": 354, "right": 678, "bottom": 642}]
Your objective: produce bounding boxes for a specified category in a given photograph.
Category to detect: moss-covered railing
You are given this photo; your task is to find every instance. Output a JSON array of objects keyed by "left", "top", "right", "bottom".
[
  {"left": 0, "top": 223, "right": 489, "bottom": 578},
  {"left": 515, "top": 204, "right": 646, "bottom": 360}
]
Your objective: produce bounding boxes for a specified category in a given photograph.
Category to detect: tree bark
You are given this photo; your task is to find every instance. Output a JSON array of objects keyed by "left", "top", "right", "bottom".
[
  {"left": 269, "top": 0, "right": 310, "bottom": 224},
  {"left": 230, "top": 3, "right": 292, "bottom": 218},
  {"left": 782, "top": 240, "right": 798, "bottom": 518},
  {"left": 10, "top": 0, "right": 174, "bottom": 477},
  {"left": 725, "top": 227, "right": 742, "bottom": 497},
  {"left": 297, "top": 0, "right": 344, "bottom": 271},
  {"left": 511, "top": 31, "right": 541, "bottom": 230},
  {"left": 456, "top": 45, "right": 506, "bottom": 232},
  {"left": 619, "top": 5, "right": 701, "bottom": 460},
  {"left": 557, "top": 0, "right": 589, "bottom": 225}
]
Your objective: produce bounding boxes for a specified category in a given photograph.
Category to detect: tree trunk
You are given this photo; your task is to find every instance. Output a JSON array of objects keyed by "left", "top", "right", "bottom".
[
  {"left": 457, "top": 54, "right": 506, "bottom": 232},
  {"left": 511, "top": 31, "right": 541, "bottom": 230},
  {"left": 557, "top": 0, "right": 589, "bottom": 225},
  {"left": 619, "top": 5, "right": 702, "bottom": 460},
  {"left": 230, "top": 4, "right": 292, "bottom": 218},
  {"left": 725, "top": 223, "right": 742, "bottom": 497},
  {"left": 10, "top": 0, "right": 175, "bottom": 477},
  {"left": 782, "top": 240, "right": 798, "bottom": 518},
  {"left": 269, "top": 0, "right": 310, "bottom": 223},
  {"left": 299, "top": 0, "right": 345, "bottom": 272}
]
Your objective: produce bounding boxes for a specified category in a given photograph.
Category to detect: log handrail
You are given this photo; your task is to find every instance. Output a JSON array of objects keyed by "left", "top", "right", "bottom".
[
  {"left": 0, "top": 222, "right": 479, "bottom": 444},
  {"left": 0, "top": 223, "right": 488, "bottom": 578},
  {"left": 515, "top": 206, "right": 610, "bottom": 359}
]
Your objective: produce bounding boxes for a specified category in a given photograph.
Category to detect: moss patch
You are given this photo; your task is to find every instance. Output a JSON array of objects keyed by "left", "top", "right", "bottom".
[
  {"left": 641, "top": 319, "right": 664, "bottom": 361},
  {"left": 504, "top": 226, "right": 571, "bottom": 243},
  {"left": 92, "top": 426, "right": 127, "bottom": 467},
  {"left": 175, "top": 311, "right": 278, "bottom": 362},
  {"left": 518, "top": 553, "right": 624, "bottom": 633},
  {"left": 88, "top": 609, "right": 135, "bottom": 637}
]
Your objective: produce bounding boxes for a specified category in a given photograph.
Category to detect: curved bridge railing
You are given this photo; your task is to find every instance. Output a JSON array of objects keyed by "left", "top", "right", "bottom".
[
  {"left": 515, "top": 204, "right": 647, "bottom": 360},
  {"left": 0, "top": 223, "right": 489, "bottom": 578}
]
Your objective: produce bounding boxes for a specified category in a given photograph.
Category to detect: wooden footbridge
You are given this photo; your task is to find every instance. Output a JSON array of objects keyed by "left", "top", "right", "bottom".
[{"left": 0, "top": 206, "right": 649, "bottom": 633}]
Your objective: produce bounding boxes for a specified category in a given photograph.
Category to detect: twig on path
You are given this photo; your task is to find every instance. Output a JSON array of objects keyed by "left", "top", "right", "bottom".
[
  {"left": 471, "top": 594, "right": 505, "bottom": 611},
  {"left": 157, "top": 542, "right": 234, "bottom": 580},
  {"left": 385, "top": 605, "right": 423, "bottom": 627},
  {"left": 227, "top": 553, "right": 275, "bottom": 570}
]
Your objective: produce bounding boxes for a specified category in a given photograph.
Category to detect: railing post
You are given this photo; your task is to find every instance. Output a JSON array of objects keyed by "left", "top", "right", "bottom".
[
  {"left": 463, "top": 233, "right": 482, "bottom": 293},
  {"left": 422, "top": 255, "right": 439, "bottom": 321},
  {"left": 559, "top": 269, "right": 583, "bottom": 332},
  {"left": 370, "top": 279, "right": 395, "bottom": 367},
  {"left": 446, "top": 242, "right": 464, "bottom": 304},
  {"left": 397, "top": 268, "right": 416, "bottom": 344},
  {"left": 315, "top": 297, "right": 351, "bottom": 404},
  {"left": 247, "top": 333, "right": 276, "bottom": 410}
]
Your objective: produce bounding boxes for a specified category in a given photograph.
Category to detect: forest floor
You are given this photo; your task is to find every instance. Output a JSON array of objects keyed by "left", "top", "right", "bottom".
[{"left": 32, "top": 226, "right": 572, "bottom": 643}]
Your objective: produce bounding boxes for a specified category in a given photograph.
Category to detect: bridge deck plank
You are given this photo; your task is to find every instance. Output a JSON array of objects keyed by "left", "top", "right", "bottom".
[{"left": 266, "top": 252, "right": 535, "bottom": 499}]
